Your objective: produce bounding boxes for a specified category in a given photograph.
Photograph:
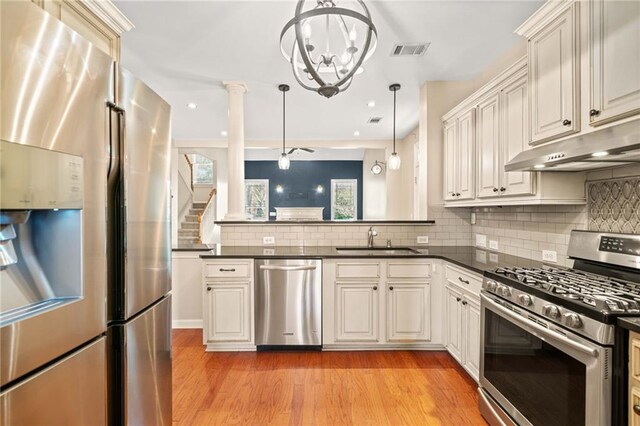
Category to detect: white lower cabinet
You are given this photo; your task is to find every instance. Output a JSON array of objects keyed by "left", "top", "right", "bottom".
[
  {"left": 324, "top": 259, "right": 432, "bottom": 347},
  {"left": 445, "top": 285, "right": 464, "bottom": 362},
  {"left": 335, "top": 283, "right": 379, "bottom": 342},
  {"left": 205, "top": 283, "right": 251, "bottom": 343},
  {"left": 444, "top": 263, "right": 482, "bottom": 381},
  {"left": 202, "top": 259, "right": 254, "bottom": 350},
  {"left": 386, "top": 282, "right": 430, "bottom": 342}
]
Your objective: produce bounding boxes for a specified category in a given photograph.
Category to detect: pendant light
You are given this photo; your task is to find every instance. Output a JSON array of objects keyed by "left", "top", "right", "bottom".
[
  {"left": 278, "top": 84, "right": 291, "bottom": 170},
  {"left": 388, "top": 83, "right": 401, "bottom": 170}
]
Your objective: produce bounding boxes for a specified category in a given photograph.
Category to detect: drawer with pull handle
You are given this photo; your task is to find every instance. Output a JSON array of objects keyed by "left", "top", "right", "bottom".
[
  {"left": 445, "top": 264, "right": 482, "bottom": 296},
  {"left": 204, "top": 261, "right": 252, "bottom": 279}
]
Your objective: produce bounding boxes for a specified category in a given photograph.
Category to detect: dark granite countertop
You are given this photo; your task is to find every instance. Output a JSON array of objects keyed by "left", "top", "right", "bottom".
[
  {"left": 214, "top": 220, "right": 436, "bottom": 225},
  {"left": 618, "top": 317, "right": 640, "bottom": 333},
  {"left": 199, "top": 245, "right": 545, "bottom": 275},
  {"left": 172, "top": 243, "right": 216, "bottom": 252}
]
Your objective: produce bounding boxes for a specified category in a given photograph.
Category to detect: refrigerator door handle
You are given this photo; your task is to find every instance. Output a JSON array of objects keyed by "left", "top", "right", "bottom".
[{"left": 106, "top": 101, "right": 123, "bottom": 180}]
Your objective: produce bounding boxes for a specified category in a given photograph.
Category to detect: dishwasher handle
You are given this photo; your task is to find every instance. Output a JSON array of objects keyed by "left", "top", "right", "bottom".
[{"left": 259, "top": 265, "right": 317, "bottom": 271}]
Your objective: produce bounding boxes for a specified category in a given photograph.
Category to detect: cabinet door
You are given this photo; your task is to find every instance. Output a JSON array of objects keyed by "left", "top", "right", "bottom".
[
  {"left": 477, "top": 93, "right": 501, "bottom": 198},
  {"left": 463, "top": 298, "right": 481, "bottom": 381},
  {"left": 529, "top": 5, "right": 579, "bottom": 144},
  {"left": 335, "top": 283, "right": 379, "bottom": 342},
  {"left": 386, "top": 282, "right": 430, "bottom": 342},
  {"left": 501, "top": 74, "right": 534, "bottom": 196},
  {"left": 445, "top": 286, "right": 463, "bottom": 362},
  {"left": 205, "top": 283, "right": 251, "bottom": 342},
  {"left": 443, "top": 120, "right": 458, "bottom": 201},
  {"left": 457, "top": 109, "right": 475, "bottom": 200},
  {"left": 590, "top": 0, "right": 640, "bottom": 126}
]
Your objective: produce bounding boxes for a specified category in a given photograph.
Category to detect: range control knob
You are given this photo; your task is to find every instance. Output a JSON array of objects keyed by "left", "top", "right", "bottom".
[
  {"left": 497, "top": 285, "right": 512, "bottom": 298},
  {"left": 517, "top": 294, "right": 533, "bottom": 307},
  {"left": 485, "top": 280, "right": 498, "bottom": 292},
  {"left": 564, "top": 313, "right": 583, "bottom": 329},
  {"left": 543, "top": 304, "right": 561, "bottom": 319}
]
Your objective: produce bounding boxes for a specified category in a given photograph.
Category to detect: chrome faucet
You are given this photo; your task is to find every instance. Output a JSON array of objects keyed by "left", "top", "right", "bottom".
[{"left": 367, "top": 226, "right": 378, "bottom": 248}]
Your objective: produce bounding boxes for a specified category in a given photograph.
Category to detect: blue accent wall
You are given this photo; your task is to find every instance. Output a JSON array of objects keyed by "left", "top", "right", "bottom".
[{"left": 244, "top": 161, "right": 363, "bottom": 220}]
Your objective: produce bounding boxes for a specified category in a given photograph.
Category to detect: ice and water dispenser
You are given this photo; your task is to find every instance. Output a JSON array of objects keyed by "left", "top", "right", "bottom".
[{"left": 0, "top": 140, "right": 84, "bottom": 324}]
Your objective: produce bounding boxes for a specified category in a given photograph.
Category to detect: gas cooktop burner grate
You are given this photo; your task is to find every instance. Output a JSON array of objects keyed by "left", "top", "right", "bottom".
[{"left": 493, "top": 265, "right": 640, "bottom": 313}]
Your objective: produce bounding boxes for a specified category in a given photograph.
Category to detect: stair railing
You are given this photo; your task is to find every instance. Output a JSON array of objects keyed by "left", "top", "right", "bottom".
[
  {"left": 198, "top": 188, "right": 217, "bottom": 244},
  {"left": 184, "top": 154, "right": 194, "bottom": 191}
]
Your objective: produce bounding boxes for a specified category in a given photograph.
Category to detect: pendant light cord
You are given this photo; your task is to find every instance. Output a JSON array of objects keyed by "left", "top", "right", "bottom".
[
  {"left": 282, "top": 88, "right": 286, "bottom": 155},
  {"left": 392, "top": 87, "right": 396, "bottom": 155}
]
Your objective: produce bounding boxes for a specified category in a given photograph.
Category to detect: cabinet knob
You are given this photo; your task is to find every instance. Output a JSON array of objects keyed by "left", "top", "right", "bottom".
[
  {"left": 499, "top": 187, "right": 506, "bottom": 192},
  {"left": 493, "top": 188, "right": 499, "bottom": 193},
  {"left": 462, "top": 300, "right": 468, "bottom": 306},
  {"left": 634, "top": 405, "right": 640, "bottom": 415},
  {"left": 456, "top": 193, "right": 461, "bottom": 197},
  {"left": 590, "top": 109, "right": 601, "bottom": 117},
  {"left": 562, "top": 119, "right": 572, "bottom": 126},
  {"left": 456, "top": 297, "right": 461, "bottom": 302},
  {"left": 373, "top": 286, "right": 378, "bottom": 291},
  {"left": 207, "top": 287, "right": 212, "bottom": 292},
  {"left": 389, "top": 286, "right": 394, "bottom": 291}
]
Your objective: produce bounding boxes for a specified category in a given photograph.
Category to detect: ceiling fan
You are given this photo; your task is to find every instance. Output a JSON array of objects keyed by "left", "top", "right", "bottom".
[{"left": 287, "top": 147, "right": 315, "bottom": 155}]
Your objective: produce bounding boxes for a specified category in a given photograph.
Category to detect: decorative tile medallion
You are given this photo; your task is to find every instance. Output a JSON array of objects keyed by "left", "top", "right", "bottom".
[{"left": 587, "top": 177, "right": 640, "bottom": 234}]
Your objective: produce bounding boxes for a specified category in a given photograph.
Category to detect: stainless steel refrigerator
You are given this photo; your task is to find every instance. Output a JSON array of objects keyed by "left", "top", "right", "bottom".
[{"left": 0, "top": 2, "right": 172, "bottom": 425}]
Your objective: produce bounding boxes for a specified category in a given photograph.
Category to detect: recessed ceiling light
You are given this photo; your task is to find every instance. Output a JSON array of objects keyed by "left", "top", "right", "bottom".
[
  {"left": 221, "top": 130, "right": 228, "bottom": 137},
  {"left": 367, "top": 101, "right": 375, "bottom": 108},
  {"left": 592, "top": 151, "right": 609, "bottom": 157},
  {"left": 353, "top": 131, "right": 360, "bottom": 136},
  {"left": 534, "top": 164, "right": 546, "bottom": 169},
  {"left": 187, "top": 102, "right": 197, "bottom": 109}
]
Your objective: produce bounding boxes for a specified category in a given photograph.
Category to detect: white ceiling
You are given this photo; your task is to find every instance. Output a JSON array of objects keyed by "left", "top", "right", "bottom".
[
  {"left": 245, "top": 147, "right": 368, "bottom": 161},
  {"left": 116, "top": 0, "right": 543, "bottom": 142}
]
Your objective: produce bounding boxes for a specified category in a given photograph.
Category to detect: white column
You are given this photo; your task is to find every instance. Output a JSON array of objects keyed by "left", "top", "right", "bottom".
[{"left": 223, "top": 81, "right": 248, "bottom": 220}]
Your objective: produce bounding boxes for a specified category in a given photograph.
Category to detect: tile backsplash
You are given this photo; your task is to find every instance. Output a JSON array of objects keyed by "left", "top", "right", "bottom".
[
  {"left": 220, "top": 206, "right": 472, "bottom": 247},
  {"left": 587, "top": 177, "right": 640, "bottom": 234},
  {"left": 471, "top": 205, "right": 587, "bottom": 267}
]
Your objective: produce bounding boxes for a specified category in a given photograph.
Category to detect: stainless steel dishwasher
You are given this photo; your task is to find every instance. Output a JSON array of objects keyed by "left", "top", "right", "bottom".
[{"left": 255, "top": 259, "right": 322, "bottom": 349}]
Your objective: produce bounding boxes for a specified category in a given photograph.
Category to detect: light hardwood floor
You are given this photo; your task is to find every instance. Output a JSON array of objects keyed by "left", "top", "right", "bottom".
[{"left": 172, "top": 329, "right": 487, "bottom": 425}]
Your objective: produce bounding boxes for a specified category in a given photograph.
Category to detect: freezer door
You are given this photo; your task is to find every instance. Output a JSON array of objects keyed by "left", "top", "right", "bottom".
[
  {"left": 116, "top": 66, "right": 172, "bottom": 320},
  {"left": 0, "top": 337, "right": 107, "bottom": 425},
  {"left": 0, "top": 1, "right": 111, "bottom": 386},
  {"left": 108, "top": 296, "right": 172, "bottom": 426}
]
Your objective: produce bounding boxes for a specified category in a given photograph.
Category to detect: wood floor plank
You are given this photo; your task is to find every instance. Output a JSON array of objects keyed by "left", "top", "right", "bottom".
[{"left": 172, "top": 330, "right": 487, "bottom": 425}]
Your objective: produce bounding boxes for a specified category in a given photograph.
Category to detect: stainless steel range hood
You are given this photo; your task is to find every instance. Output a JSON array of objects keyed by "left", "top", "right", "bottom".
[{"left": 505, "top": 119, "right": 640, "bottom": 172}]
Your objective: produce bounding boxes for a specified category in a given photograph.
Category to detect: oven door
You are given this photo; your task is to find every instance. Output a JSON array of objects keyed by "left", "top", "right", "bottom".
[{"left": 479, "top": 292, "right": 611, "bottom": 426}]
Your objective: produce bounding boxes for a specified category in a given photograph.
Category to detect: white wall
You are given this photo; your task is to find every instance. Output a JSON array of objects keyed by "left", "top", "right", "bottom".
[
  {"left": 171, "top": 252, "right": 204, "bottom": 328},
  {"left": 362, "top": 149, "right": 387, "bottom": 219}
]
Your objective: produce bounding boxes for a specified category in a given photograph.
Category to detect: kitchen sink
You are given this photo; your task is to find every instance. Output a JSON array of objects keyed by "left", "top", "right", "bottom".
[{"left": 335, "top": 247, "right": 420, "bottom": 256}]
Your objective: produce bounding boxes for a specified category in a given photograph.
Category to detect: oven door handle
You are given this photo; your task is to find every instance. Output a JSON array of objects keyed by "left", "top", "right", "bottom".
[{"left": 482, "top": 294, "right": 599, "bottom": 358}]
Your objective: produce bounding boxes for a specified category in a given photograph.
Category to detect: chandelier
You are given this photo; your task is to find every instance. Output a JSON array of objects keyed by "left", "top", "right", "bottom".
[{"left": 280, "top": 0, "right": 378, "bottom": 98}]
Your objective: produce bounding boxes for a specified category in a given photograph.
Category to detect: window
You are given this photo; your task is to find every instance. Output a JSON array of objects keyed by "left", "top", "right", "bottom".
[
  {"left": 245, "top": 180, "right": 269, "bottom": 220},
  {"left": 331, "top": 179, "right": 357, "bottom": 220},
  {"left": 192, "top": 154, "right": 214, "bottom": 185}
]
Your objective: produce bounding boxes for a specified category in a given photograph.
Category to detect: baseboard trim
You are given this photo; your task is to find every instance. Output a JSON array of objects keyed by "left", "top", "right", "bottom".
[
  {"left": 172, "top": 319, "right": 203, "bottom": 329},
  {"left": 322, "top": 343, "right": 446, "bottom": 351}
]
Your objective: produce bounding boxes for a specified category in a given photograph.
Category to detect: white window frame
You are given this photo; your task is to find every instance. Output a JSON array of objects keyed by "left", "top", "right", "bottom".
[
  {"left": 244, "top": 179, "right": 269, "bottom": 221},
  {"left": 331, "top": 179, "right": 358, "bottom": 221},
  {"left": 192, "top": 154, "right": 214, "bottom": 185}
]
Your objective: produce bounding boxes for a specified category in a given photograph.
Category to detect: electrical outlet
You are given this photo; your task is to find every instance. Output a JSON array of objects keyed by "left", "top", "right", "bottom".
[
  {"left": 417, "top": 236, "right": 429, "bottom": 244},
  {"left": 262, "top": 248, "right": 275, "bottom": 255},
  {"left": 476, "top": 234, "right": 487, "bottom": 248},
  {"left": 542, "top": 250, "right": 557, "bottom": 263},
  {"left": 263, "top": 236, "right": 275, "bottom": 245},
  {"left": 489, "top": 240, "right": 499, "bottom": 250}
]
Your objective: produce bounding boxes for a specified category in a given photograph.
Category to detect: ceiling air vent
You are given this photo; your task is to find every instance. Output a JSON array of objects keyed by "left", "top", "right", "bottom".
[
  {"left": 391, "top": 43, "right": 430, "bottom": 57},
  {"left": 367, "top": 117, "right": 383, "bottom": 124}
]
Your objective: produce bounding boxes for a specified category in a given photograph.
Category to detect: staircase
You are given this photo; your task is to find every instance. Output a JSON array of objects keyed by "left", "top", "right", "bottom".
[{"left": 178, "top": 202, "right": 207, "bottom": 245}]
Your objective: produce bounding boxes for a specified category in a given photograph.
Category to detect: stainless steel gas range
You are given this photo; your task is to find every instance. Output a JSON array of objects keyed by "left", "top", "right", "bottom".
[{"left": 478, "top": 230, "right": 640, "bottom": 426}]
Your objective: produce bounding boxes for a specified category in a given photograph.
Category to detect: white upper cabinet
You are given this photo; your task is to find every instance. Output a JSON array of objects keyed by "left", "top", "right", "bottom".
[
  {"left": 477, "top": 93, "right": 501, "bottom": 198},
  {"left": 443, "top": 108, "right": 475, "bottom": 201},
  {"left": 528, "top": 4, "right": 579, "bottom": 144},
  {"left": 501, "top": 74, "right": 534, "bottom": 196},
  {"left": 589, "top": 0, "right": 640, "bottom": 126}
]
